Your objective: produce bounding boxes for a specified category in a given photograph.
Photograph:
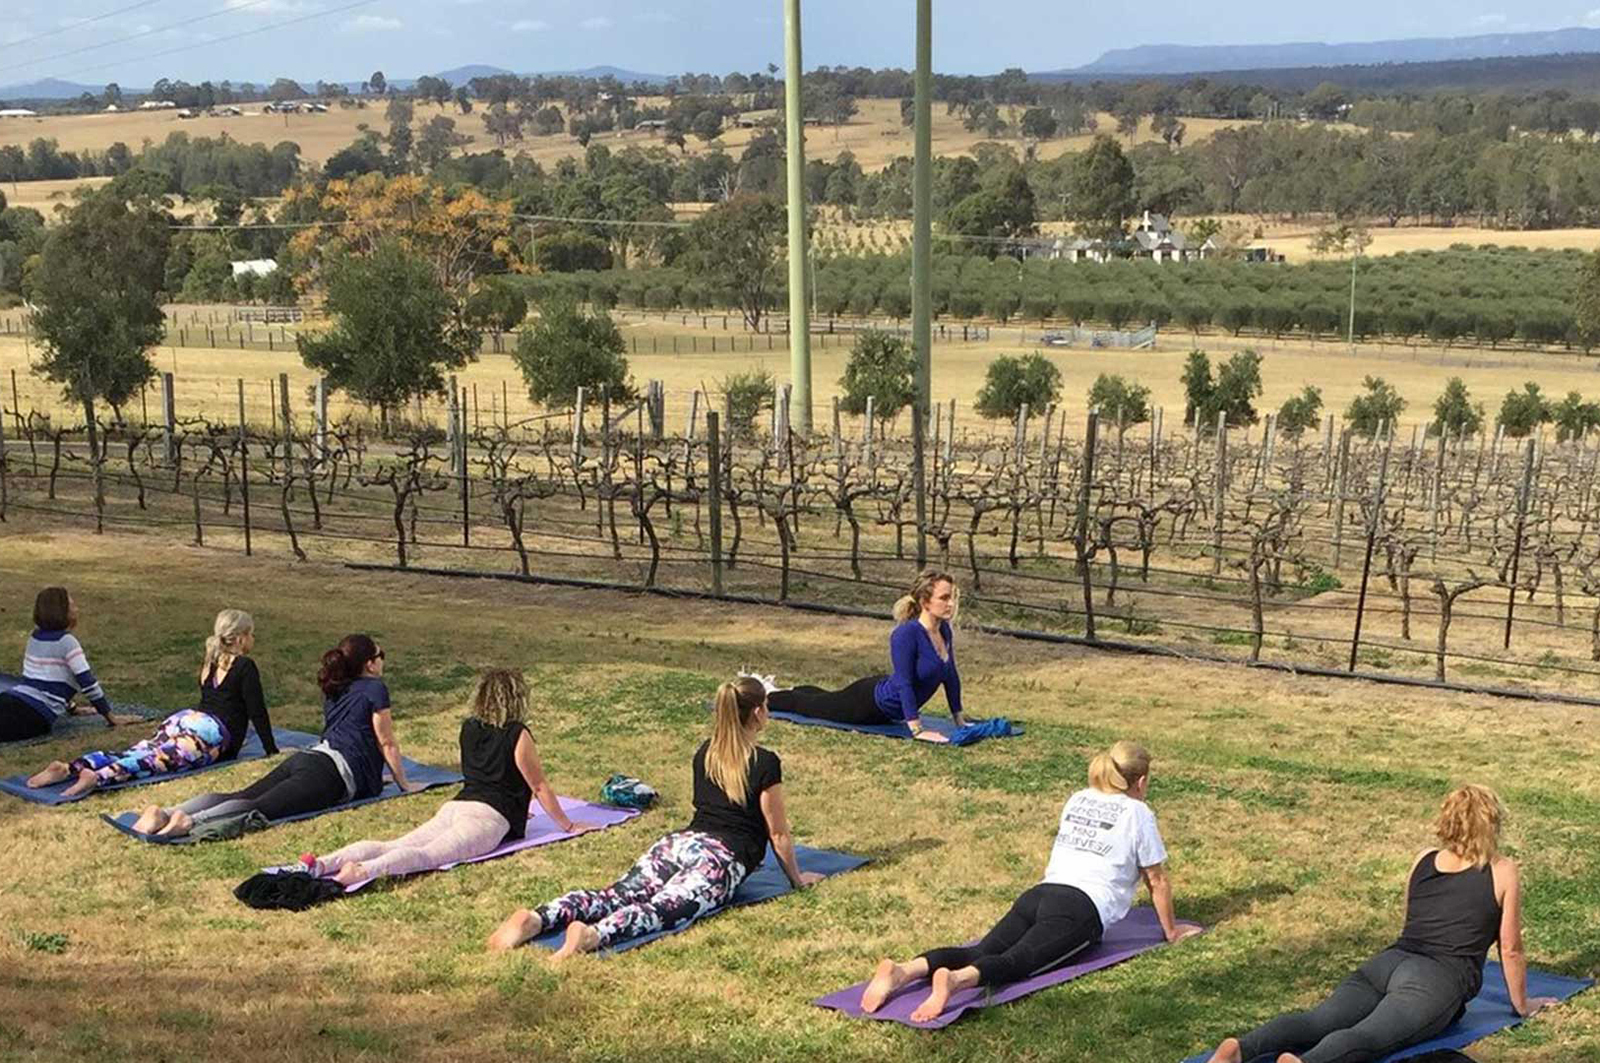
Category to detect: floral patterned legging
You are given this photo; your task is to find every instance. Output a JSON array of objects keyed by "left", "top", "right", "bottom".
[
  {"left": 535, "top": 830, "right": 747, "bottom": 948},
  {"left": 71, "top": 709, "right": 229, "bottom": 788}
]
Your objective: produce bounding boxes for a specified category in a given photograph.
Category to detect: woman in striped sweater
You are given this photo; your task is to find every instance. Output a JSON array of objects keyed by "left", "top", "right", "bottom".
[{"left": 1, "top": 587, "right": 140, "bottom": 743}]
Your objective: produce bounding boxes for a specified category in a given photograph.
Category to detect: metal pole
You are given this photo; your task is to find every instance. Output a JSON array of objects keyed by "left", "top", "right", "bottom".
[
  {"left": 911, "top": 0, "right": 933, "bottom": 415},
  {"left": 706, "top": 411, "right": 725, "bottom": 596},
  {"left": 783, "top": 0, "right": 812, "bottom": 433}
]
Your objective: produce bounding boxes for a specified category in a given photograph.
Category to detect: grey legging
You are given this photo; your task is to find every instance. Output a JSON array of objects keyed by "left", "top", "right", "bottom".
[
  {"left": 1236, "top": 948, "right": 1471, "bottom": 1063},
  {"left": 174, "top": 749, "right": 348, "bottom": 825}
]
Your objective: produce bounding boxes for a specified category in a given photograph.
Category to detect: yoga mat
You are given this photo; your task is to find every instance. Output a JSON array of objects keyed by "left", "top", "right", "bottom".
[
  {"left": 0, "top": 672, "right": 159, "bottom": 747},
  {"left": 98, "top": 753, "right": 464, "bottom": 843},
  {"left": 815, "top": 906, "right": 1203, "bottom": 1029},
  {"left": 332, "top": 797, "right": 642, "bottom": 892},
  {"left": 741, "top": 700, "right": 1022, "bottom": 744},
  {"left": 1177, "top": 962, "right": 1593, "bottom": 1063},
  {"left": 0, "top": 728, "right": 320, "bottom": 805},
  {"left": 528, "top": 844, "right": 868, "bottom": 955}
]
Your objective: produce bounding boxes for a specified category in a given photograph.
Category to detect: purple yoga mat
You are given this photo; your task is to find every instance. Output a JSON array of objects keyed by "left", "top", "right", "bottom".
[
  {"left": 269, "top": 797, "right": 641, "bottom": 892},
  {"left": 814, "top": 906, "right": 1202, "bottom": 1029}
]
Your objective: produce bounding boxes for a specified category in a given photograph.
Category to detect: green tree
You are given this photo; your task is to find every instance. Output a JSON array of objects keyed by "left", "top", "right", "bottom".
[
  {"left": 838, "top": 329, "right": 917, "bottom": 423},
  {"left": 1345, "top": 376, "right": 1407, "bottom": 438},
  {"left": 1498, "top": 382, "right": 1551, "bottom": 438},
  {"left": 512, "top": 297, "right": 633, "bottom": 407},
  {"left": 298, "top": 240, "right": 479, "bottom": 432},
  {"left": 684, "top": 194, "right": 786, "bottom": 330},
  {"left": 1431, "top": 377, "right": 1484, "bottom": 437},
  {"left": 1019, "top": 107, "right": 1058, "bottom": 140},
  {"left": 535, "top": 229, "right": 613, "bottom": 273},
  {"left": 720, "top": 367, "right": 774, "bottom": 441},
  {"left": 1195, "top": 350, "right": 1263, "bottom": 427},
  {"left": 464, "top": 280, "right": 528, "bottom": 332},
  {"left": 1068, "top": 135, "right": 1135, "bottom": 241},
  {"left": 29, "top": 188, "right": 169, "bottom": 423},
  {"left": 975, "top": 352, "right": 1062, "bottom": 419},
  {"left": 1551, "top": 390, "right": 1600, "bottom": 443},
  {"left": 415, "top": 115, "right": 470, "bottom": 170},
  {"left": 385, "top": 96, "right": 415, "bottom": 173},
  {"left": 1086, "top": 373, "right": 1151, "bottom": 441},
  {"left": 1276, "top": 385, "right": 1323, "bottom": 439},
  {"left": 691, "top": 110, "right": 723, "bottom": 143},
  {"left": 1181, "top": 349, "right": 1213, "bottom": 426}
]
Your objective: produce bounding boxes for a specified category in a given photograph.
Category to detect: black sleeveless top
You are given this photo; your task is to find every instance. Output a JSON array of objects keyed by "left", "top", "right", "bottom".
[
  {"left": 1394, "top": 850, "right": 1501, "bottom": 994},
  {"left": 454, "top": 719, "right": 532, "bottom": 840}
]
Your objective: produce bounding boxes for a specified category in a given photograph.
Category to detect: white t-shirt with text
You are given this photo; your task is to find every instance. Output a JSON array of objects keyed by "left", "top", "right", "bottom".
[{"left": 1041, "top": 788, "right": 1168, "bottom": 930}]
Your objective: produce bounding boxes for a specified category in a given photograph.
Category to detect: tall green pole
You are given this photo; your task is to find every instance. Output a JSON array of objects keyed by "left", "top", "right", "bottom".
[
  {"left": 912, "top": 0, "right": 933, "bottom": 414},
  {"left": 784, "top": 0, "right": 812, "bottom": 434}
]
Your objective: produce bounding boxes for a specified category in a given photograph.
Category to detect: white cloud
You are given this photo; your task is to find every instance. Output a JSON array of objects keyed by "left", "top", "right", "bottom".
[
  {"left": 579, "top": 15, "right": 614, "bottom": 30},
  {"left": 222, "top": 0, "right": 318, "bottom": 15},
  {"left": 1470, "top": 13, "right": 1506, "bottom": 26},
  {"left": 511, "top": 18, "right": 550, "bottom": 32},
  {"left": 343, "top": 13, "right": 403, "bottom": 31},
  {"left": 1586, "top": 7, "right": 1600, "bottom": 26}
]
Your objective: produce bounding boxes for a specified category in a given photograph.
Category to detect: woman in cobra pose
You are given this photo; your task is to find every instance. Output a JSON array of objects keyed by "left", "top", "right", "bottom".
[
  {"left": 487, "top": 675, "right": 820, "bottom": 957},
  {"left": 1, "top": 587, "right": 141, "bottom": 742},
  {"left": 130, "top": 634, "right": 420, "bottom": 837},
  {"left": 26, "top": 609, "right": 274, "bottom": 797},
  {"left": 299, "top": 668, "right": 598, "bottom": 885},
  {"left": 861, "top": 741, "right": 1201, "bottom": 1022},
  {"left": 763, "top": 570, "right": 969, "bottom": 743},
  {"left": 1204, "top": 785, "right": 1555, "bottom": 1063}
]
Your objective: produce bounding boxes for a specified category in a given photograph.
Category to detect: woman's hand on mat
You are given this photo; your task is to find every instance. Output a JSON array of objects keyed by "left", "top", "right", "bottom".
[
  {"left": 1521, "top": 996, "right": 1559, "bottom": 1016},
  {"left": 795, "top": 871, "right": 826, "bottom": 888},
  {"left": 1166, "top": 925, "right": 1204, "bottom": 944},
  {"left": 399, "top": 779, "right": 428, "bottom": 793},
  {"left": 106, "top": 712, "right": 144, "bottom": 726},
  {"left": 912, "top": 728, "right": 949, "bottom": 743},
  {"left": 566, "top": 821, "right": 602, "bottom": 835}
]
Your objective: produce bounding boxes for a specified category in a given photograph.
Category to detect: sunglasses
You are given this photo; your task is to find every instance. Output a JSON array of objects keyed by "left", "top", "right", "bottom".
[{"left": 374, "top": 650, "right": 386, "bottom": 661}]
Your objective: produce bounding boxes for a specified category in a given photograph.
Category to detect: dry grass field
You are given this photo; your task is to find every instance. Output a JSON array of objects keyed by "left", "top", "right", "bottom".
[
  {"left": 0, "top": 520, "right": 1594, "bottom": 1063},
  {"left": 4, "top": 311, "right": 1600, "bottom": 435}
]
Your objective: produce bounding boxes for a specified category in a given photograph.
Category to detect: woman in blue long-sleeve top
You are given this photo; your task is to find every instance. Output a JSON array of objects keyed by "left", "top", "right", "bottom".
[{"left": 764, "top": 571, "right": 968, "bottom": 744}]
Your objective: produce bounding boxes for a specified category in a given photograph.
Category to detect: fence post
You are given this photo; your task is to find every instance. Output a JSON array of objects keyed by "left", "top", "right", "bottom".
[
  {"left": 1504, "top": 439, "right": 1536, "bottom": 650},
  {"left": 864, "top": 395, "right": 876, "bottom": 482},
  {"left": 502, "top": 380, "right": 510, "bottom": 431},
  {"left": 315, "top": 378, "right": 328, "bottom": 459},
  {"left": 1212, "top": 410, "right": 1227, "bottom": 577},
  {"left": 572, "top": 386, "right": 586, "bottom": 462},
  {"left": 1332, "top": 429, "right": 1351, "bottom": 568},
  {"left": 0, "top": 393, "right": 6, "bottom": 521},
  {"left": 1014, "top": 402, "right": 1029, "bottom": 460},
  {"left": 1149, "top": 406, "right": 1163, "bottom": 503},
  {"left": 831, "top": 395, "right": 842, "bottom": 459},
  {"left": 163, "top": 371, "right": 176, "bottom": 464},
  {"left": 1077, "top": 409, "right": 1099, "bottom": 641},
  {"left": 687, "top": 389, "right": 702, "bottom": 440},
  {"left": 278, "top": 371, "right": 292, "bottom": 443},
  {"left": 707, "top": 411, "right": 725, "bottom": 596},
  {"left": 913, "top": 401, "right": 928, "bottom": 567},
  {"left": 448, "top": 375, "right": 461, "bottom": 476},
  {"left": 237, "top": 379, "right": 253, "bottom": 557},
  {"left": 1430, "top": 430, "right": 1446, "bottom": 564},
  {"left": 460, "top": 385, "right": 471, "bottom": 547},
  {"left": 1348, "top": 440, "right": 1392, "bottom": 671}
]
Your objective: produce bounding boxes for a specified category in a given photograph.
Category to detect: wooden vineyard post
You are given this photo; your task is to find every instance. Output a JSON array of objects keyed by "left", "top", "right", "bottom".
[
  {"left": 1077, "top": 410, "right": 1099, "bottom": 641},
  {"left": 315, "top": 378, "right": 328, "bottom": 460},
  {"left": 1348, "top": 437, "right": 1392, "bottom": 671},
  {"left": 237, "top": 379, "right": 252, "bottom": 557},
  {"left": 278, "top": 372, "right": 292, "bottom": 445},
  {"left": 1212, "top": 411, "right": 1227, "bottom": 577},
  {"left": 1504, "top": 439, "right": 1536, "bottom": 650},
  {"left": 707, "top": 412, "right": 725, "bottom": 596},
  {"left": 1332, "top": 429, "right": 1351, "bottom": 568},
  {"left": 447, "top": 375, "right": 461, "bottom": 476},
  {"left": 0, "top": 394, "right": 7, "bottom": 522},
  {"left": 459, "top": 385, "right": 471, "bottom": 547},
  {"left": 864, "top": 395, "right": 876, "bottom": 483},
  {"left": 163, "top": 371, "right": 177, "bottom": 464},
  {"left": 912, "top": 401, "right": 928, "bottom": 567},
  {"left": 572, "top": 386, "right": 586, "bottom": 463},
  {"left": 1430, "top": 430, "right": 1447, "bottom": 564}
]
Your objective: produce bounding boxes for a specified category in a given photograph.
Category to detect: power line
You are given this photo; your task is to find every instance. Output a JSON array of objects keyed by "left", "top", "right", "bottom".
[
  {"left": 52, "top": 0, "right": 382, "bottom": 81},
  {"left": 0, "top": 0, "right": 169, "bottom": 53},
  {"left": 11, "top": 0, "right": 277, "bottom": 75}
]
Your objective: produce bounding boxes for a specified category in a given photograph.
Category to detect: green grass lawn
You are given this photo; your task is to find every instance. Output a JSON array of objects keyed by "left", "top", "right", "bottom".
[{"left": 0, "top": 523, "right": 1595, "bottom": 1063}]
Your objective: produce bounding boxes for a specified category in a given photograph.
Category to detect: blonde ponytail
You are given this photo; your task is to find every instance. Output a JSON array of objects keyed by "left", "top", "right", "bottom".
[
  {"left": 705, "top": 677, "right": 766, "bottom": 804},
  {"left": 200, "top": 609, "right": 254, "bottom": 684},
  {"left": 894, "top": 569, "right": 959, "bottom": 623},
  {"left": 1088, "top": 740, "right": 1151, "bottom": 795}
]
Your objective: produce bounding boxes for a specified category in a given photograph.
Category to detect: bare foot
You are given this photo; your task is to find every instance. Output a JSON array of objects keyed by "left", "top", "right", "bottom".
[
  {"left": 60, "top": 769, "right": 101, "bottom": 799},
  {"left": 550, "top": 921, "right": 599, "bottom": 962},
  {"left": 1205, "top": 1039, "right": 1242, "bottom": 1063},
  {"left": 26, "top": 761, "right": 72, "bottom": 788},
  {"left": 132, "top": 805, "right": 169, "bottom": 834},
  {"left": 862, "top": 959, "right": 914, "bottom": 1012},
  {"left": 909, "top": 967, "right": 955, "bottom": 1023},
  {"left": 487, "top": 908, "right": 543, "bottom": 952},
  {"left": 1277, "top": 1055, "right": 1305, "bottom": 1063},
  {"left": 155, "top": 809, "right": 193, "bottom": 837},
  {"left": 332, "top": 862, "right": 369, "bottom": 887}
]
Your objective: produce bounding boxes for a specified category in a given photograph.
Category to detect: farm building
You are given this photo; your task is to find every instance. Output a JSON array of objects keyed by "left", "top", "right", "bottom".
[
  {"left": 230, "top": 259, "right": 278, "bottom": 278},
  {"left": 137, "top": 100, "right": 177, "bottom": 110},
  {"left": 0, "top": 108, "right": 39, "bottom": 118}
]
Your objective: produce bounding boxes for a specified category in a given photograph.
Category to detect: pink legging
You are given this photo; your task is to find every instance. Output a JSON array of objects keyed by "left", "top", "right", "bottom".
[{"left": 321, "top": 799, "right": 511, "bottom": 879}]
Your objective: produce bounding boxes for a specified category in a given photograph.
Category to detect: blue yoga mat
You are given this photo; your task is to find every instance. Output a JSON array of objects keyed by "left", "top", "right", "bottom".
[
  {"left": 0, "top": 728, "right": 321, "bottom": 805},
  {"left": 0, "top": 672, "right": 158, "bottom": 747},
  {"left": 99, "top": 752, "right": 464, "bottom": 844},
  {"left": 1178, "top": 963, "right": 1593, "bottom": 1063},
  {"left": 528, "top": 844, "right": 868, "bottom": 955},
  {"left": 767, "top": 708, "right": 1022, "bottom": 744}
]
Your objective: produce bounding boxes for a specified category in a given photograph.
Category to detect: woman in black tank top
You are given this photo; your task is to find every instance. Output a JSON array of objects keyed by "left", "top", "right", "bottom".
[
  {"left": 1201, "top": 785, "right": 1558, "bottom": 1063},
  {"left": 299, "top": 669, "right": 599, "bottom": 886}
]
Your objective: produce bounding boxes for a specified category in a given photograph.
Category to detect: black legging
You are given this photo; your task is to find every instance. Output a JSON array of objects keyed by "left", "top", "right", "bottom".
[
  {"left": 1236, "top": 948, "right": 1469, "bottom": 1063},
  {"left": 0, "top": 693, "right": 52, "bottom": 742},
  {"left": 174, "top": 749, "right": 348, "bottom": 824},
  {"left": 922, "top": 883, "right": 1104, "bottom": 986},
  {"left": 767, "top": 675, "right": 888, "bottom": 725}
]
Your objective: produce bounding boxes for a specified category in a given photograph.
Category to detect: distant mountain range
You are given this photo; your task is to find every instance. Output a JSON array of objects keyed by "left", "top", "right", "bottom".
[
  {"left": 0, "top": 65, "right": 668, "bottom": 102},
  {"left": 1065, "top": 25, "right": 1600, "bottom": 76}
]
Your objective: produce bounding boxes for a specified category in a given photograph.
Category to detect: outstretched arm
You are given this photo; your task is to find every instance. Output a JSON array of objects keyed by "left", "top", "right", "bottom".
[
  {"left": 1141, "top": 863, "right": 1201, "bottom": 943},
  {"left": 371, "top": 709, "right": 417, "bottom": 792},
  {"left": 759, "top": 784, "right": 822, "bottom": 888},
  {"left": 239, "top": 660, "right": 277, "bottom": 755},
  {"left": 1496, "top": 859, "right": 1554, "bottom": 1016},
  {"left": 512, "top": 729, "right": 583, "bottom": 834}
]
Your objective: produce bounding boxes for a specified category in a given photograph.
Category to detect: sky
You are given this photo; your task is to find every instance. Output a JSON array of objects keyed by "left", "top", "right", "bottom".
[{"left": 6, "top": 0, "right": 1600, "bottom": 88}]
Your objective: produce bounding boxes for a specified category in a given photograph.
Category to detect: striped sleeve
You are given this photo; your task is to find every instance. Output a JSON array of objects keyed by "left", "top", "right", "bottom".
[{"left": 62, "top": 636, "right": 112, "bottom": 715}]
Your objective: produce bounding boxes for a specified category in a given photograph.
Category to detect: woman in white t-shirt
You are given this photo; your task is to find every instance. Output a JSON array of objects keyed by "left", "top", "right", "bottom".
[{"left": 860, "top": 740, "right": 1202, "bottom": 1022}]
